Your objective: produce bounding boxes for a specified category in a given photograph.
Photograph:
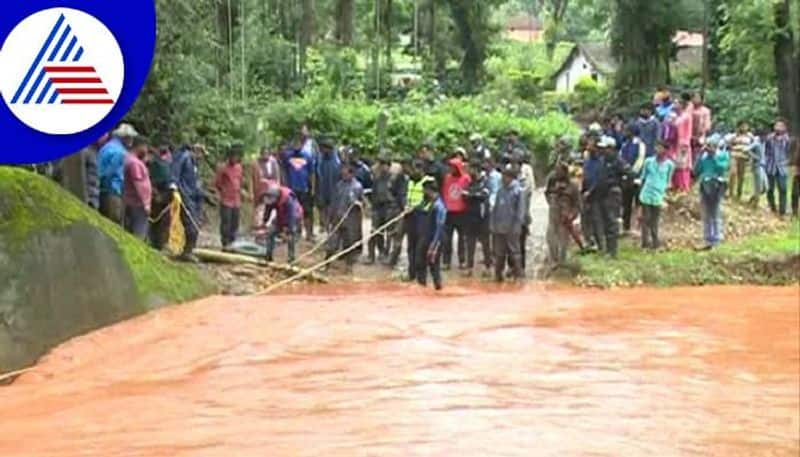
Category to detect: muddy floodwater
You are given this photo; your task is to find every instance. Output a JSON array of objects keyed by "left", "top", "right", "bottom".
[{"left": 0, "top": 284, "right": 798, "bottom": 456}]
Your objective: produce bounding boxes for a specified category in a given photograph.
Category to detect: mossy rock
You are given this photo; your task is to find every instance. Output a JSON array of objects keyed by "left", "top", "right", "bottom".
[{"left": 0, "top": 167, "right": 214, "bottom": 373}]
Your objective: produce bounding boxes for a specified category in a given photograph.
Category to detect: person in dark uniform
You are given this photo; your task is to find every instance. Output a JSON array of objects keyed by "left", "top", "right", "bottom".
[
  {"left": 415, "top": 179, "right": 447, "bottom": 290},
  {"left": 463, "top": 159, "right": 492, "bottom": 276},
  {"left": 404, "top": 160, "right": 434, "bottom": 281},
  {"left": 587, "top": 136, "right": 628, "bottom": 258},
  {"left": 367, "top": 156, "right": 393, "bottom": 264}
]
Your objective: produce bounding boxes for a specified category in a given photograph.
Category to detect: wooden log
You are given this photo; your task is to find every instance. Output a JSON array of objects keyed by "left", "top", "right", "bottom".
[{"left": 193, "top": 248, "right": 329, "bottom": 283}]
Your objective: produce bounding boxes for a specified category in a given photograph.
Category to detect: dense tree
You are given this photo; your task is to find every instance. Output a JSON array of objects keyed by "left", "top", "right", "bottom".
[{"left": 773, "top": 0, "right": 800, "bottom": 134}]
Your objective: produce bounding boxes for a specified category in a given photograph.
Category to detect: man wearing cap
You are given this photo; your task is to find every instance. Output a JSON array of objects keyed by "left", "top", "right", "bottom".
[
  {"left": 122, "top": 136, "right": 152, "bottom": 241},
  {"left": 255, "top": 183, "right": 303, "bottom": 263},
  {"left": 367, "top": 155, "right": 394, "bottom": 264},
  {"left": 325, "top": 164, "right": 364, "bottom": 272},
  {"left": 491, "top": 166, "right": 526, "bottom": 282},
  {"left": 214, "top": 145, "right": 244, "bottom": 250},
  {"left": 415, "top": 179, "right": 448, "bottom": 290},
  {"left": 591, "top": 136, "right": 627, "bottom": 258},
  {"left": 99, "top": 123, "right": 138, "bottom": 224},
  {"left": 315, "top": 137, "right": 342, "bottom": 231},
  {"left": 471, "top": 133, "right": 492, "bottom": 161}
]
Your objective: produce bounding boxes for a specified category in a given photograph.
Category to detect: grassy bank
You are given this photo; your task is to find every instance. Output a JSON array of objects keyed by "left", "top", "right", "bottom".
[
  {"left": 568, "top": 223, "right": 800, "bottom": 288},
  {"left": 0, "top": 167, "right": 214, "bottom": 303}
]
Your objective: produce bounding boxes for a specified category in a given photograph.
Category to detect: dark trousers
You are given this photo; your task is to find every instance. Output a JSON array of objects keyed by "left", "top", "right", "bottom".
[
  {"left": 100, "top": 192, "right": 123, "bottom": 225},
  {"left": 369, "top": 204, "right": 390, "bottom": 261},
  {"left": 219, "top": 205, "right": 240, "bottom": 247},
  {"left": 493, "top": 233, "right": 522, "bottom": 281},
  {"left": 266, "top": 228, "right": 297, "bottom": 263},
  {"left": 590, "top": 189, "right": 621, "bottom": 257},
  {"left": 640, "top": 204, "right": 661, "bottom": 249},
  {"left": 180, "top": 203, "right": 199, "bottom": 255},
  {"left": 465, "top": 218, "right": 491, "bottom": 269},
  {"left": 124, "top": 205, "right": 149, "bottom": 241},
  {"left": 405, "top": 214, "right": 419, "bottom": 280},
  {"left": 791, "top": 175, "right": 800, "bottom": 217},
  {"left": 326, "top": 211, "right": 362, "bottom": 266},
  {"left": 388, "top": 211, "right": 406, "bottom": 266},
  {"left": 295, "top": 190, "right": 315, "bottom": 239},
  {"left": 149, "top": 192, "right": 172, "bottom": 250},
  {"left": 442, "top": 212, "right": 466, "bottom": 268},
  {"left": 519, "top": 225, "right": 529, "bottom": 272},
  {"left": 415, "top": 237, "right": 442, "bottom": 290},
  {"left": 767, "top": 173, "right": 788, "bottom": 215},
  {"left": 621, "top": 183, "right": 640, "bottom": 231}
]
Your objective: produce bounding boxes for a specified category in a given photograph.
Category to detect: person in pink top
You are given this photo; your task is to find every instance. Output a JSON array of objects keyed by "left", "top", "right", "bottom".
[
  {"left": 215, "top": 145, "right": 244, "bottom": 250},
  {"left": 122, "top": 136, "right": 152, "bottom": 240},
  {"left": 673, "top": 93, "right": 695, "bottom": 192},
  {"left": 691, "top": 92, "right": 712, "bottom": 145}
]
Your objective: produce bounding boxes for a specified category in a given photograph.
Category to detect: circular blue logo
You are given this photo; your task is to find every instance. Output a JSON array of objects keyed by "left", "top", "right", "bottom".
[{"left": 0, "top": 1, "right": 156, "bottom": 164}]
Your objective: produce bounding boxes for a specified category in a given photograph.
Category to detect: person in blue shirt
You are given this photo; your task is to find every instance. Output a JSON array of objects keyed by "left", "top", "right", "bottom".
[
  {"left": 635, "top": 103, "right": 663, "bottom": 158},
  {"left": 764, "top": 118, "right": 793, "bottom": 216},
  {"left": 171, "top": 144, "right": 204, "bottom": 261},
  {"left": 98, "top": 123, "right": 137, "bottom": 224},
  {"left": 315, "top": 137, "right": 341, "bottom": 231},
  {"left": 325, "top": 164, "right": 364, "bottom": 273},
  {"left": 283, "top": 138, "right": 316, "bottom": 241},
  {"left": 581, "top": 140, "right": 603, "bottom": 250},
  {"left": 415, "top": 179, "right": 447, "bottom": 290},
  {"left": 693, "top": 134, "right": 731, "bottom": 249}
]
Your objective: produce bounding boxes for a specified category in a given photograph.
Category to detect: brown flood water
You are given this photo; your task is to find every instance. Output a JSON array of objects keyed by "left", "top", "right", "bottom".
[{"left": 1, "top": 284, "right": 798, "bottom": 457}]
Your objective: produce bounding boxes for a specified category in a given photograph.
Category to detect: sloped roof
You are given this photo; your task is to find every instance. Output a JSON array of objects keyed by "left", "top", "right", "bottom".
[
  {"left": 553, "top": 42, "right": 617, "bottom": 78},
  {"left": 553, "top": 41, "right": 704, "bottom": 79},
  {"left": 506, "top": 14, "right": 542, "bottom": 31}
]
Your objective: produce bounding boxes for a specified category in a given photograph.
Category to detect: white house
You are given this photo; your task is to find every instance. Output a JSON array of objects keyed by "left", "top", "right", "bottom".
[
  {"left": 553, "top": 43, "right": 615, "bottom": 92},
  {"left": 553, "top": 33, "right": 705, "bottom": 93}
]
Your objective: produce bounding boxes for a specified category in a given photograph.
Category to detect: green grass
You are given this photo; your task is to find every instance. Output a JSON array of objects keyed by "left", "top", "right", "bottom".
[
  {"left": 0, "top": 167, "right": 214, "bottom": 303},
  {"left": 572, "top": 222, "right": 800, "bottom": 288}
]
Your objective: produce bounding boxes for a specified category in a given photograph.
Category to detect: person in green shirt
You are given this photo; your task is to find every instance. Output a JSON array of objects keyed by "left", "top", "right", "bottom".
[
  {"left": 693, "top": 134, "right": 731, "bottom": 249},
  {"left": 638, "top": 141, "right": 675, "bottom": 249}
]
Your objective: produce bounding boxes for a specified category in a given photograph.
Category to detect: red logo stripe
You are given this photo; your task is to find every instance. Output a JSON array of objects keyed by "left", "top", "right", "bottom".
[
  {"left": 44, "top": 66, "right": 95, "bottom": 72},
  {"left": 56, "top": 88, "right": 109, "bottom": 94},
  {"left": 61, "top": 99, "right": 114, "bottom": 104},
  {"left": 49, "top": 77, "right": 102, "bottom": 84}
]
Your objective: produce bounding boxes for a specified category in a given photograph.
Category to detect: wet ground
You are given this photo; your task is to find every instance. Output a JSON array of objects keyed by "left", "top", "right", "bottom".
[{"left": 1, "top": 284, "right": 797, "bottom": 456}]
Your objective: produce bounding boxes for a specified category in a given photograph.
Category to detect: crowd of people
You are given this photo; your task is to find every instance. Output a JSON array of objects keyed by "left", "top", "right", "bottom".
[
  {"left": 547, "top": 90, "right": 799, "bottom": 266},
  {"left": 41, "top": 89, "right": 799, "bottom": 290}
]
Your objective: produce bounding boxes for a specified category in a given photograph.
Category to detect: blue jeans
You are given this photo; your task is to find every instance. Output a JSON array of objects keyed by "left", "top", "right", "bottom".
[
  {"left": 700, "top": 180, "right": 725, "bottom": 247},
  {"left": 766, "top": 173, "right": 788, "bottom": 215}
]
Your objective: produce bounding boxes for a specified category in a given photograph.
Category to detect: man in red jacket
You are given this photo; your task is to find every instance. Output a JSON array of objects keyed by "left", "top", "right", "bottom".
[{"left": 441, "top": 156, "right": 472, "bottom": 270}]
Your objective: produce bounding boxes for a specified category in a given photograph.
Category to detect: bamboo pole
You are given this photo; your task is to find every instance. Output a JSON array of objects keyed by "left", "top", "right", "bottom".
[
  {"left": 255, "top": 207, "right": 413, "bottom": 296},
  {"left": 193, "top": 248, "right": 330, "bottom": 283}
]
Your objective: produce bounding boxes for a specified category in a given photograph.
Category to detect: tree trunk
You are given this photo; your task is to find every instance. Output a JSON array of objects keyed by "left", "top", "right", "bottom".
[
  {"left": 774, "top": 0, "right": 800, "bottom": 135},
  {"left": 447, "top": 0, "right": 487, "bottom": 92},
  {"left": 384, "top": 0, "right": 393, "bottom": 66},
  {"left": 335, "top": 0, "right": 354, "bottom": 45},
  {"left": 299, "top": 0, "right": 315, "bottom": 78}
]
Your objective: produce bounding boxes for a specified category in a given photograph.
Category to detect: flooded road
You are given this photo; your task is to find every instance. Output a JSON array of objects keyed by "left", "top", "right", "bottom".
[{"left": 1, "top": 285, "right": 798, "bottom": 457}]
